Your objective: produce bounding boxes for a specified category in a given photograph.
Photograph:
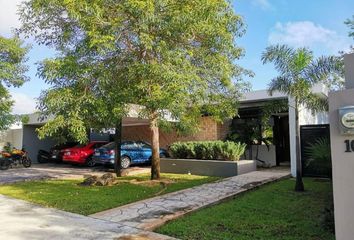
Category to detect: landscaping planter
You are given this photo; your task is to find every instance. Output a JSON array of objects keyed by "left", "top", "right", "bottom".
[{"left": 160, "top": 158, "right": 256, "bottom": 177}]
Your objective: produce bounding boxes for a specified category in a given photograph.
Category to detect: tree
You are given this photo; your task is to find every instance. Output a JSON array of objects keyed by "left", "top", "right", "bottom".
[
  {"left": 19, "top": 0, "right": 250, "bottom": 179},
  {"left": 345, "top": 15, "right": 354, "bottom": 39},
  {"left": 0, "top": 35, "right": 28, "bottom": 130},
  {"left": 262, "top": 44, "right": 342, "bottom": 191}
]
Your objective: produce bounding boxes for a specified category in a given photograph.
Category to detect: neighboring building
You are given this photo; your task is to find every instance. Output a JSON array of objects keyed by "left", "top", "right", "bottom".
[
  {"left": 0, "top": 123, "right": 23, "bottom": 150},
  {"left": 0, "top": 86, "right": 329, "bottom": 177}
]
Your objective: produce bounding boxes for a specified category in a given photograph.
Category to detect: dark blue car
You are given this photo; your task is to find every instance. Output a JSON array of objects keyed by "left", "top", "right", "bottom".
[{"left": 93, "top": 141, "right": 169, "bottom": 169}]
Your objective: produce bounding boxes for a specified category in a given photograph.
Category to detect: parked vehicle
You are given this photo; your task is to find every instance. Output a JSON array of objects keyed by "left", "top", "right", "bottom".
[
  {"left": 93, "top": 141, "right": 169, "bottom": 169},
  {"left": 62, "top": 141, "right": 108, "bottom": 166},
  {"left": 37, "top": 142, "right": 79, "bottom": 163},
  {"left": 0, "top": 148, "right": 31, "bottom": 170},
  {"left": 37, "top": 149, "right": 51, "bottom": 163},
  {"left": 50, "top": 142, "right": 79, "bottom": 162}
]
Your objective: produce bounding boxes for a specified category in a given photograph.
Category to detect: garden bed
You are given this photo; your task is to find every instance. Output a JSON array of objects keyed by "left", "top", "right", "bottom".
[{"left": 161, "top": 158, "right": 256, "bottom": 177}]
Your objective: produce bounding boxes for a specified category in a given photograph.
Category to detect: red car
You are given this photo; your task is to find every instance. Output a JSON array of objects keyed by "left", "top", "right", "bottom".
[{"left": 62, "top": 141, "right": 108, "bottom": 166}]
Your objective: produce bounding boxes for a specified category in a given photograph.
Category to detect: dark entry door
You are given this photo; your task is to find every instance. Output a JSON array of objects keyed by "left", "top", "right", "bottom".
[
  {"left": 273, "top": 115, "right": 290, "bottom": 166},
  {"left": 300, "top": 124, "right": 331, "bottom": 178}
]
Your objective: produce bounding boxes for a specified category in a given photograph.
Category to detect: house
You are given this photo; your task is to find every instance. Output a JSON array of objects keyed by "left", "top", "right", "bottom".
[{"left": 0, "top": 86, "right": 329, "bottom": 178}]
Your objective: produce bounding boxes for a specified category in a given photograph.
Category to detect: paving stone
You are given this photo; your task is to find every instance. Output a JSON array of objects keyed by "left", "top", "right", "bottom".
[{"left": 90, "top": 169, "right": 290, "bottom": 230}]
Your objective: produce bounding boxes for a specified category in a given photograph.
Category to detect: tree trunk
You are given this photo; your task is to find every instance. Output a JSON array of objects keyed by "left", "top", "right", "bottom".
[
  {"left": 150, "top": 113, "right": 160, "bottom": 180},
  {"left": 294, "top": 102, "right": 304, "bottom": 191},
  {"left": 114, "top": 119, "right": 122, "bottom": 177}
]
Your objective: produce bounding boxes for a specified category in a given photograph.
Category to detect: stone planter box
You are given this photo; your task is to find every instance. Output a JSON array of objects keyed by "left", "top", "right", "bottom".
[{"left": 160, "top": 158, "right": 256, "bottom": 177}]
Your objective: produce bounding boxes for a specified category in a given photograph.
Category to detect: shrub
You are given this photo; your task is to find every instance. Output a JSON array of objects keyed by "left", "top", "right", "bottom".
[
  {"left": 169, "top": 141, "right": 246, "bottom": 161},
  {"left": 220, "top": 141, "right": 247, "bottom": 161},
  {"left": 304, "top": 137, "right": 332, "bottom": 178}
]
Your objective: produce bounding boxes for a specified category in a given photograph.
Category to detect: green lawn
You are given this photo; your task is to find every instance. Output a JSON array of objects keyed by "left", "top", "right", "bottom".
[
  {"left": 156, "top": 178, "right": 334, "bottom": 240},
  {"left": 0, "top": 173, "right": 219, "bottom": 215}
]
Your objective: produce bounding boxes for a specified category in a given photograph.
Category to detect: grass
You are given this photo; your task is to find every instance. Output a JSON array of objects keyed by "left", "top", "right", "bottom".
[
  {"left": 0, "top": 173, "right": 219, "bottom": 215},
  {"left": 156, "top": 178, "right": 334, "bottom": 240}
]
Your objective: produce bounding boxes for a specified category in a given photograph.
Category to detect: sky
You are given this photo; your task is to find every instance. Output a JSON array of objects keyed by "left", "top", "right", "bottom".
[{"left": 0, "top": 0, "right": 353, "bottom": 114}]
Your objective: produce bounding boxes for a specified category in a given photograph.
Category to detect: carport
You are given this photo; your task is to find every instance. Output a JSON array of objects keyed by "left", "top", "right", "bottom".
[{"left": 23, "top": 105, "right": 158, "bottom": 163}]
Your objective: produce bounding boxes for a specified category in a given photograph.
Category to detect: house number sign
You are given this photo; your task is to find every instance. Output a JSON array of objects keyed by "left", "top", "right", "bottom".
[{"left": 345, "top": 140, "right": 354, "bottom": 152}]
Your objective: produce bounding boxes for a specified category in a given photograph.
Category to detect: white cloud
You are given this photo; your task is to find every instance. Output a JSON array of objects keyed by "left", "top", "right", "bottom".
[
  {"left": 268, "top": 21, "right": 351, "bottom": 54},
  {"left": 252, "top": 0, "right": 274, "bottom": 11},
  {"left": 0, "top": 0, "right": 24, "bottom": 36},
  {"left": 11, "top": 92, "right": 37, "bottom": 114}
]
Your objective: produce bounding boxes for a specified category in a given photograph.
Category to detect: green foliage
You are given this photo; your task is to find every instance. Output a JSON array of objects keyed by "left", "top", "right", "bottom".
[
  {"left": 0, "top": 35, "right": 29, "bottom": 130},
  {"left": 227, "top": 119, "right": 260, "bottom": 146},
  {"left": 304, "top": 137, "right": 332, "bottom": 177},
  {"left": 169, "top": 141, "right": 246, "bottom": 161},
  {"left": 262, "top": 45, "right": 340, "bottom": 189},
  {"left": 345, "top": 15, "right": 354, "bottom": 39},
  {"left": 228, "top": 99, "right": 288, "bottom": 150},
  {"left": 20, "top": 115, "right": 29, "bottom": 124},
  {"left": 0, "top": 36, "right": 28, "bottom": 86},
  {"left": 305, "top": 137, "right": 331, "bottom": 164},
  {"left": 262, "top": 45, "right": 343, "bottom": 112},
  {"left": 0, "top": 85, "right": 15, "bottom": 130},
  {"left": 2, "top": 142, "right": 12, "bottom": 152},
  {"left": 18, "top": 0, "right": 250, "bottom": 143}
]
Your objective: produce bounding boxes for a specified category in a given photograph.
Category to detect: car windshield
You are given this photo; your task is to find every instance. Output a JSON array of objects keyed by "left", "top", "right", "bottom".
[
  {"left": 136, "top": 141, "right": 151, "bottom": 148},
  {"left": 101, "top": 142, "right": 115, "bottom": 150},
  {"left": 97, "top": 141, "right": 151, "bottom": 149}
]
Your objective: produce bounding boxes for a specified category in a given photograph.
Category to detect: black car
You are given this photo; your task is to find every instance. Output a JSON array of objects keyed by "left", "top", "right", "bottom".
[{"left": 37, "top": 142, "right": 79, "bottom": 163}]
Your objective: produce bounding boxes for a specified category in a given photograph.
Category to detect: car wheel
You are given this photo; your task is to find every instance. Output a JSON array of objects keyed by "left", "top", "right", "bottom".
[
  {"left": 86, "top": 157, "right": 96, "bottom": 167},
  {"left": 121, "top": 156, "right": 131, "bottom": 169},
  {"left": 160, "top": 153, "right": 167, "bottom": 158}
]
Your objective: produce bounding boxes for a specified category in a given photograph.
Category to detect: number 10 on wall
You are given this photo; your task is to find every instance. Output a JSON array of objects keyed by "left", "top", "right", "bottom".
[{"left": 345, "top": 140, "right": 354, "bottom": 152}]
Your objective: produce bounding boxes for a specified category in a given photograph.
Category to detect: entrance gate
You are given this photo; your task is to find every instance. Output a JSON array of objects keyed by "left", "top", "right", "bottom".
[{"left": 300, "top": 124, "right": 331, "bottom": 178}]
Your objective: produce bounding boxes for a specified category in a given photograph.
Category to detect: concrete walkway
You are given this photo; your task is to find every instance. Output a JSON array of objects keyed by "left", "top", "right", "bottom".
[
  {"left": 0, "top": 194, "right": 176, "bottom": 240},
  {"left": 91, "top": 169, "right": 290, "bottom": 230}
]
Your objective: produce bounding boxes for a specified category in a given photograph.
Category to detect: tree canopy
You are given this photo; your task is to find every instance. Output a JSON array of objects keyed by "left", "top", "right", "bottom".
[
  {"left": 0, "top": 36, "right": 28, "bottom": 130},
  {"left": 262, "top": 44, "right": 342, "bottom": 191},
  {"left": 345, "top": 15, "right": 354, "bottom": 39},
  {"left": 19, "top": 0, "right": 250, "bottom": 178},
  {"left": 262, "top": 44, "right": 343, "bottom": 111}
]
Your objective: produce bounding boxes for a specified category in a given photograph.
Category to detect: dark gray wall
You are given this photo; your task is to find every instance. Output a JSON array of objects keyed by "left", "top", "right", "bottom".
[{"left": 22, "top": 125, "right": 57, "bottom": 163}]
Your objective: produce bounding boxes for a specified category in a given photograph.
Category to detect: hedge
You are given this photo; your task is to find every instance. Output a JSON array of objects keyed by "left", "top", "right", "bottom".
[{"left": 169, "top": 141, "right": 246, "bottom": 161}]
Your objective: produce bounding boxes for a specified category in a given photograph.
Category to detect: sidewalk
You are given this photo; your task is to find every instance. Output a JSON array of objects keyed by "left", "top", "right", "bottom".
[
  {"left": 91, "top": 169, "right": 291, "bottom": 230},
  {"left": 0, "top": 194, "right": 176, "bottom": 240}
]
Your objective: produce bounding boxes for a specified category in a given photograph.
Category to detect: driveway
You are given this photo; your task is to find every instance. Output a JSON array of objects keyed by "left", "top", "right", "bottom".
[
  {"left": 0, "top": 194, "right": 175, "bottom": 240},
  {"left": 0, "top": 163, "right": 150, "bottom": 185}
]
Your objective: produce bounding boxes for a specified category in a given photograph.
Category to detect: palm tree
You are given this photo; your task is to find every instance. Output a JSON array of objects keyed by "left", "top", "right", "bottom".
[{"left": 261, "top": 44, "right": 342, "bottom": 191}]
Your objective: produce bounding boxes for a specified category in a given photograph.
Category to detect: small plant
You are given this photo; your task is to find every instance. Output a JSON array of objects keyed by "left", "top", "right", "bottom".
[
  {"left": 220, "top": 141, "right": 247, "bottom": 161},
  {"left": 3, "top": 142, "right": 12, "bottom": 153},
  {"left": 304, "top": 137, "right": 332, "bottom": 177},
  {"left": 169, "top": 141, "right": 246, "bottom": 161}
]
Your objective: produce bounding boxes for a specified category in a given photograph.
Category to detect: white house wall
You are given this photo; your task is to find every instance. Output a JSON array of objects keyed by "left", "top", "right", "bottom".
[
  {"left": 299, "top": 105, "right": 329, "bottom": 125},
  {"left": 0, "top": 128, "right": 23, "bottom": 150}
]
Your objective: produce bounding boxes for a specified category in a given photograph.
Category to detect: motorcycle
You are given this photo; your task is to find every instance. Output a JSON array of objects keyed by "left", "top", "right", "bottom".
[{"left": 0, "top": 148, "right": 32, "bottom": 170}]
